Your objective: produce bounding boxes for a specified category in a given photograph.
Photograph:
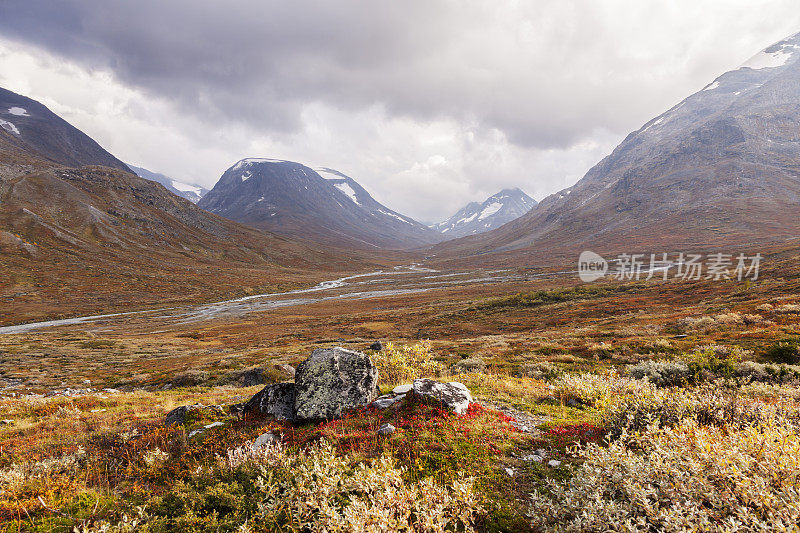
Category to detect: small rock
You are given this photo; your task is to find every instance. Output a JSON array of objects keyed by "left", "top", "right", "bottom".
[
  {"left": 102, "top": 388, "right": 120, "bottom": 394},
  {"left": 392, "top": 384, "right": 413, "bottom": 395},
  {"left": 412, "top": 379, "right": 472, "bottom": 415},
  {"left": 204, "top": 422, "right": 224, "bottom": 430},
  {"left": 377, "top": 423, "right": 395, "bottom": 435},
  {"left": 522, "top": 454, "right": 543, "bottom": 463},
  {"left": 537, "top": 448, "right": 546, "bottom": 456},
  {"left": 252, "top": 431, "right": 280, "bottom": 449},
  {"left": 373, "top": 398, "right": 395, "bottom": 409},
  {"left": 504, "top": 467, "right": 515, "bottom": 477},
  {"left": 548, "top": 460, "right": 561, "bottom": 468},
  {"left": 0, "top": 419, "right": 13, "bottom": 425},
  {"left": 369, "top": 341, "right": 384, "bottom": 351},
  {"left": 188, "top": 428, "right": 204, "bottom": 438},
  {"left": 164, "top": 403, "right": 203, "bottom": 426}
]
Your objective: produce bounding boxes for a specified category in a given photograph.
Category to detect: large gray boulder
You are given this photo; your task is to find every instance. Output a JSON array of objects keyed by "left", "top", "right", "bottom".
[
  {"left": 242, "top": 382, "right": 296, "bottom": 420},
  {"left": 412, "top": 379, "right": 472, "bottom": 415},
  {"left": 294, "top": 347, "right": 378, "bottom": 420}
]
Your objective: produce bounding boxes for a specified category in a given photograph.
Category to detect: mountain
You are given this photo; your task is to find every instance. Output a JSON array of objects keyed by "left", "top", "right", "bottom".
[
  {"left": 129, "top": 165, "right": 208, "bottom": 203},
  {"left": 432, "top": 188, "right": 537, "bottom": 238},
  {"left": 0, "top": 87, "right": 130, "bottom": 171},
  {"left": 0, "top": 89, "right": 363, "bottom": 325},
  {"left": 198, "top": 159, "right": 443, "bottom": 249},
  {"left": 435, "top": 31, "right": 800, "bottom": 262}
]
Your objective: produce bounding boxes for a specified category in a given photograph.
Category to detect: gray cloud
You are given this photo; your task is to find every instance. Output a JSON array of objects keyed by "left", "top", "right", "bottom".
[{"left": 1, "top": 1, "right": 799, "bottom": 222}]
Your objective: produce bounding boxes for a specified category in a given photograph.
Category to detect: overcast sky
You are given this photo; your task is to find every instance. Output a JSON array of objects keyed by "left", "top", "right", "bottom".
[{"left": 1, "top": 1, "right": 799, "bottom": 223}]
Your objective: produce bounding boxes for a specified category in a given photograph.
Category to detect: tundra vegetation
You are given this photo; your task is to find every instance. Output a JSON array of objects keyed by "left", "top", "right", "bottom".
[{"left": 2, "top": 265, "right": 800, "bottom": 532}]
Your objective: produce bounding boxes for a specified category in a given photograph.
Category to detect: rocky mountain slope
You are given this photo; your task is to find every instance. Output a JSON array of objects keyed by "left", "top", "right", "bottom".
[
  {"left": 198, "top": 160, "right": 443, "bottom": 249},
  {"left": 0, "top": 90, "right": 364, "bottom": 325},
  {"left": 435, "top": 31, "right": 800, "bottom": 262},
  {"left": 432, "top": 188, "right": 537, "bottom": 238},
  {"left": 0, "top": 87, "right": 130, "bottom": 171},
  {"left": 129, "top": 165, "right": 208, "bottom": 203}
]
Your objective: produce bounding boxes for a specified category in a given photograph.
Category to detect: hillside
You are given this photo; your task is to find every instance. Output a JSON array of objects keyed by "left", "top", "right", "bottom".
[
  {"left": 433, "top": 32, "right": 800, "bottom": 264},
  {"left": 0, "top": 92, "right": 371, "bottom": 325}
]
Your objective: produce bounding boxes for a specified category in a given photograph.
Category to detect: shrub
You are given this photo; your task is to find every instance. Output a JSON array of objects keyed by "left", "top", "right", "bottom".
[
  {"left": 735, "top": 360, "right": 800, "bottom": 384},
  {"left": 765, "top": 339, "right": 800, "bottom": 364},
  {"left": 624, "top": 359, "right": 689, "bottom": 387},
  {"left": 551, "top": 372, "right": 654, "bottom": 407},
  {"left": 516, "top": 361, "right": 561, "bottom": 381},
  {"left": 86, "top": 439, "right": 483, "bottom": 532},
  {"left": 686, "top": 346, "right": 740, "bottom": 381},
  {"left": 372, "top": 341, "right": 443, "bottom": 385},
  {"left": 529, "top": 419, "right": 800, "bottom": 531},
  {"left": 170, "top": 370, "right": 210, "bottom": 387},
  {"left": 450, "top": 357, "right": 486, "bottom": 374}
]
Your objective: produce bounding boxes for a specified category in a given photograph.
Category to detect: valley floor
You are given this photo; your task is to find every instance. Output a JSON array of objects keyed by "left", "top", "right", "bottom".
[{"left": 2, "top": 245, "right": 800, "bottom": 531}]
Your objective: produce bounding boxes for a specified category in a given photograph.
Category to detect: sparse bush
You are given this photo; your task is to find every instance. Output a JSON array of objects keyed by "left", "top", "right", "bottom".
[
  {"left": 686, "top": 346, "right": 740, "bottom": 381},
  {"left": 88, "top": 439, "right": 482, "bottom": 532},
  {"left": 765, "top": 339, "right": 800, "bottom": 364},
  {"left": 516, "top": 361, "right": 561, "bottom": 381},
  {"left": 552, "top": 372, "right": 654, "bottom": 407},
  {"left": 776, "top": 303, "right": 800, "bottom": 314},
  {"left": 599, "top": 385, "right": 796, "bottom": 439},
  {"left": 529, "top": 419, "right": 800, "bottom": 531},
  {"left": 735, "top": 360, "right": 800, "bottom": 384},
  {"left": 170, "top": 370, "right": 209, "bottom": 387},
  {"left": 451, "top": 357, "right": 486, "bottom": 374},
  {"left": 372, "top": 341, "right": 443, "bottom": 385},
  {"left": 625, "top": 359, "right": 689, "bottom": 387}
]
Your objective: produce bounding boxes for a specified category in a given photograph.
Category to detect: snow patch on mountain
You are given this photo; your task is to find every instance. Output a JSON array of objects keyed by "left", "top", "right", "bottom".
[
  {"left": 478, "top": 201, "right": 503, "bottom": 220},
  {"left": 7, "top": 107, "right": 29, "bottom": 116},
  {"left": 333, "top": 182, "right": 360, "bottom": 205},
  {"left": 741, "top": 43, "right": 799, "bottom": 70},
  {"left": 171, "top": 180, "right": 204, "bottom": 194},
  {"left": 0, "top": 118, "right": 19, "bottom": 135},
  {"left": 233, "top": 158, "right": 287, "bottom": 171}
]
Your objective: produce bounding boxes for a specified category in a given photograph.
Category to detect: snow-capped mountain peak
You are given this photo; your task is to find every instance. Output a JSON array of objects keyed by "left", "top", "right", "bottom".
[
  {"left": 433, "top": 188, "right": 537, "bottom": 238},
  {"left": 196, "top": 159, "right": 443, "bottom": 249}
]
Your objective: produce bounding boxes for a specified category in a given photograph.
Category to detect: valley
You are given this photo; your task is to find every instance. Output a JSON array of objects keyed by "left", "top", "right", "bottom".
[{"left": 2, "top": 11, "right": 800, "bottom": 532}]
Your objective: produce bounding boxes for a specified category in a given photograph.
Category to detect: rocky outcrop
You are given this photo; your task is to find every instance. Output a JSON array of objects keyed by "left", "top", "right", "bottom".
[
  {"left": 242, "top": 382, "right": 296, "bottom": 420},
  {"left": 411, "top": 379, "right": 472, "bottom": 415},
  {"left": 294, "top": 347, "right": 378, "bottom": 420}
]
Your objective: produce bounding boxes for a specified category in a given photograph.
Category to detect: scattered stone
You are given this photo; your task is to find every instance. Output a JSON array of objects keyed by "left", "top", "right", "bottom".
[
  {"left": 164, "top": 403, "right": 203, "bottom": 426},
  {"left": 242, "top": 382, "right": 296, "bottom": 420},
  {"left": 294, "top": 347, "right": 379, "bottom": 420},
  {"left": 188, "top": 421, "right": 225, "bottom": 439},
  {"left": 377, "top": 423, "right": 395, "bottom": 435},
  {"left": 373, "top": 398, "right": 395, "bottom": 409},
  {"left": 252, "top": 431, "right": 280, "bottom": 449},
  {"left": 392, "top": 384, "right": 413, "bottom": 395},
  {"left": 369, "top": 341, "right": 384, "bottom": 351},
  {"left": 412, "top": 379, "right": 472, "bottom": 415},
  {"left": 523, "top": 454, "right": 543, "bottom": 463},
  {"left": 102, "top": 388, "right": 120, "bottom": 394},
  {"left": 548, "top": 460, "right": 561, "bottom": 468},
  {"left": 0, "top": 419, "right": 13, "bottom": 425},
  {"left": 504, "top": 467, "right": 515, "bottom": 477}
]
